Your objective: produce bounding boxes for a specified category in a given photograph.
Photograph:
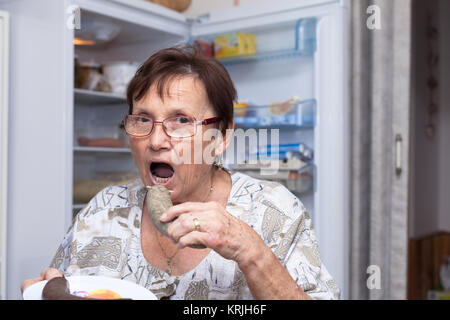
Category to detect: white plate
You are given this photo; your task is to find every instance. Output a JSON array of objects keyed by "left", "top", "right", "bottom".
[{"left": 23, "top": 276, "right": 157, "bottom": 300}]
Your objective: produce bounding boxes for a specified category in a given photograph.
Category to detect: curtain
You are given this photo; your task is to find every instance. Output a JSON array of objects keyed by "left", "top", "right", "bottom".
[{"left": 349, "top": 0, "right": 412, "bottom": 299}]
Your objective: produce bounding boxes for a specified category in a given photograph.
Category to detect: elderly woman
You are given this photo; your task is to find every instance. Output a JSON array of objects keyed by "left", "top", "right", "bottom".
[{"left": 22, "top": 46, "right": 339, "bottom": 300}]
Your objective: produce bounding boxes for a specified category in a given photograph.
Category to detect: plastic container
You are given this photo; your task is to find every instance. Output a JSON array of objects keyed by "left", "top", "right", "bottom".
[{"left": 103, "top": 61, "right": 140, "bottom": 95}]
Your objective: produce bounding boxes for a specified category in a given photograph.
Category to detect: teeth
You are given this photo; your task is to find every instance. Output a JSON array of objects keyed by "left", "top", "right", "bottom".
[{"left": 154, "top": 176, "right": 170, "bottom": 183}]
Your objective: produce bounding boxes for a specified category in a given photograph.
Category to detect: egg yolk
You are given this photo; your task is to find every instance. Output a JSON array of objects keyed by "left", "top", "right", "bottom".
[{"left": 87, "top": 289, "right": 122, "bottom": 299}]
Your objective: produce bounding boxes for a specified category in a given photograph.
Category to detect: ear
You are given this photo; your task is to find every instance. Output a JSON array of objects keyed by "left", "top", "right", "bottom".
[{"left": 214, "top": 122, "right": 234, "bottom": 157}]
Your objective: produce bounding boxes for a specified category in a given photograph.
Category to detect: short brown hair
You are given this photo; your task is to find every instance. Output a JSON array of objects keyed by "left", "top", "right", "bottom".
[{"left": 126, "top": 45, "right": 236, "bottom": 133}]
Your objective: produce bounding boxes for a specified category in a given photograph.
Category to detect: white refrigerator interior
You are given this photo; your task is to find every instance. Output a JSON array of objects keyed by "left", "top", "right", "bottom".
[{"left": 2, "top": 0, "right": 349, "bottom": 299}]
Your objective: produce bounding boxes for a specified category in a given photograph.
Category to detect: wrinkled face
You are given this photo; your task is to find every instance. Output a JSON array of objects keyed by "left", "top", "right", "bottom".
[{"left": 129, "top": 76, "right": 221, "bottom": 204}]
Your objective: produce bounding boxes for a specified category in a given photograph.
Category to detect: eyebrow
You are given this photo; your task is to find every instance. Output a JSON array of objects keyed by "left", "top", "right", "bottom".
[{"left": 133, "top": 106, "right": 191, "bottom": 117}]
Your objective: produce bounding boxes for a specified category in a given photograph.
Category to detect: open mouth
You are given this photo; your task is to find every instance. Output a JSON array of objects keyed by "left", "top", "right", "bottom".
[{"left": 150, "top": 162, "right": 175, "bottom": 185}]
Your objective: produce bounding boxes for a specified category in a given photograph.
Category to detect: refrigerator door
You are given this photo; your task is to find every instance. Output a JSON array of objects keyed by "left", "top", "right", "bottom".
[{"left": 191, "top": 0, "right": 350, "bottom": 298}]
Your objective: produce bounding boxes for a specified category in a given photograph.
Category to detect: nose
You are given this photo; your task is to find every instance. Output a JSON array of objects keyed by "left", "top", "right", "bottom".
[{"left": 148, "top": 122, "right": 171, "bottom": 151}]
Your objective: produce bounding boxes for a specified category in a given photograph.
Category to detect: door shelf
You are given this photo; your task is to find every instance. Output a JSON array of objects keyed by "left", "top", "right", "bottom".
[
  {"left": 218, "top": 48, "right": 309, "bottom": 66},
  {"left": 193, "top": 17, "right": 317, "bottom": 66},
  {"left": 74, "top": 88, "right": 127, "bottom": 105},
  {"left": 232, "top": 164, "right": 315, "bottom": 195},
  {"left": 234, "top": 99, "right": 315, "bottom": 129}
]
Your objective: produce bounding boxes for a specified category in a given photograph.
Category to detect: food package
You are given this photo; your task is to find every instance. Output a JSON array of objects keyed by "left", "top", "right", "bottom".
[
  {"left": 194, "top": 40, "right": 214, "bottom": 58},
  {"left": 103, "top": 61, "right": 140, "bottom": 95},
  {"left": 269, "top": 97, "right": 300, "bottom": 116},
  {"left": 75, "top": 61, "right": 111, "bottom": 92},
  {"left": 233, "top": 102, "right": 248, "bottom": 117},
  {"left": 214, "top": 32, "right": 256, "bottom": 58}
]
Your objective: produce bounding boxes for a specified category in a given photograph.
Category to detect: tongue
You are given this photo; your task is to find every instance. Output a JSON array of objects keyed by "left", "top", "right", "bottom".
[{"left": 152, "top": 163, "right": 174, "bottom": 178}]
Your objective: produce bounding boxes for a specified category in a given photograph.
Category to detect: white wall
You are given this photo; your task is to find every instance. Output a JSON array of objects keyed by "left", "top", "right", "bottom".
[
  {"left": 184, "top": 0, "right": 264, "bottom": 18},
  {"left": 411, "top": 0, "right": 450, "bottom": 238}
]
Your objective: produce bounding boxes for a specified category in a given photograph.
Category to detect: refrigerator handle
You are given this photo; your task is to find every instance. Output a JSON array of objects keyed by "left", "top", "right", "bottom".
[{"left": 395, "top": 134, "right": 403, "bottom": 176}]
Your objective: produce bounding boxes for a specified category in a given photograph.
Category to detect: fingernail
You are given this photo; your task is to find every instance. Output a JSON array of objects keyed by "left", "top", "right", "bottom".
[{"left": 160, "top": 213, "right": 167, "bottom": 221}]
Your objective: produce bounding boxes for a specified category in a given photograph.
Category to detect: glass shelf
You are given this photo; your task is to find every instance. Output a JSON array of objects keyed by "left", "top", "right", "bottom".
[
  {"left": 73, "top": 146, "right": 131, "bottom": 153},
  {"left": 74, "top": 88, "right": 127, "bottom": 105},
  {"left": 234, "top": 99, "right": 316, "bottom": 129},
  {"left": 218, "top": 48, "right": 308, "bottom": 66},
  {"left": 232, "top": 163, "right": 315, "bottom": 194}
]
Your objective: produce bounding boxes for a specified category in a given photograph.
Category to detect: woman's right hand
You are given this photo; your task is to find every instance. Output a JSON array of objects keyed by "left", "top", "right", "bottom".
[{"left": 21, "top": 268, "right": 64, "bottom": 294}]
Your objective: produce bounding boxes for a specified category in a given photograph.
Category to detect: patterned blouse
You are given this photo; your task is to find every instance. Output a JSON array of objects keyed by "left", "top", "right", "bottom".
[{"left": 50, "top": 172, "right": 340, "bottom": 300}]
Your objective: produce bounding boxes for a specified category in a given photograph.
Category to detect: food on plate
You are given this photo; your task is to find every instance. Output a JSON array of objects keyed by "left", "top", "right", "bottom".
[
  {"left": 42, "top": 276, "right": 89, "bottom": 300},
  {"left": 146, "top": 185, "right": 205, "bottom": 249},
  {"left": 41, "top": 276, "right": 129, "bottom": 300},
  {"left": 86, "top": 289, "right": 122, "bottom": 299}
]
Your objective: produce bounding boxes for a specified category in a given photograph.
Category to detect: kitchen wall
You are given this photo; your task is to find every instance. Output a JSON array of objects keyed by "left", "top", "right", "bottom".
[
  {"left": 184, "top": 0, "right": 264, "bottom": 18},
  {"left": 410, "top": 0, "right": 450, "bottom": 238}
]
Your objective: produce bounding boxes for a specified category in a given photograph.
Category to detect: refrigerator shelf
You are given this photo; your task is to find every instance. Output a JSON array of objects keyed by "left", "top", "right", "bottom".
[
  {"left": 232, "top": 164, "right": 315, "bottom": 195},
  {"left": 74, "top": 88, "right": 127, "bottom": 105},
  {"left": 74, "top": 146, "right": 131, "bottom": 153},
  {"left": 234, "top": 99, "right": 316, "bottom": 129}
]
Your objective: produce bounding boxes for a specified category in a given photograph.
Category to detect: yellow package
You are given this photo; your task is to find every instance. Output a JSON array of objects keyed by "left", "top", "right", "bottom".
[
  {"left": 245, "top": 33, "right": 256, "bottom": 56},
  {"left": 233, "top": 102, "right": 248, "bottom": 117},
  {"left": 214, "top": 33, "right": 256, "bottom": 58}
]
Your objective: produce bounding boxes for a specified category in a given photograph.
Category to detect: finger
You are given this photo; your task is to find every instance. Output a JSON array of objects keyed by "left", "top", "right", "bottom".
[
  {"left": 177, "top": 231, "right": 209, "bottom": 249},
  {"left": 41, "top": 268, "right": 63, "bottom": 280},
  {"left": 21, "top": 277, "right": 42, "bottom": 293},
  {"left": 160, "top": 201, "right": 209, "bottom": 222},
  {"left": 167, "top": 213, "right": 201, "bottom": 242}
]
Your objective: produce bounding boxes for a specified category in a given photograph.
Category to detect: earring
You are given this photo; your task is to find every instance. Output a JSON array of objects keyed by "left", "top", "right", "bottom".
[{"left": 214, "top": 155, "right": 223, "bottom": 170}]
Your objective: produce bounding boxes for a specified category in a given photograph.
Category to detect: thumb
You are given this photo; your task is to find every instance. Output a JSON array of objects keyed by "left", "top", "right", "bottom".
[{"left": 21, "top": 277, "right": 43, "bottom": 294}]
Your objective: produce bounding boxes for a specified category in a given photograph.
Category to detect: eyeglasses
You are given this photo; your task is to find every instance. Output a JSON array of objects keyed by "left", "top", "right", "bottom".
[{"left": 122, "top": 114, "right": 222, "bottom": 138}]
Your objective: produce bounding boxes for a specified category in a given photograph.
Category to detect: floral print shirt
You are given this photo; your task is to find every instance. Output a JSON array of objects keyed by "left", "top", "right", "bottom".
[{"left": 50, "top": 172, "right": 340, "bottom": 300}]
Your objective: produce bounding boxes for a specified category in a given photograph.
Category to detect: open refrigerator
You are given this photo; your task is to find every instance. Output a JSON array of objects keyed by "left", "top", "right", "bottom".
[
  {"left": 1, "top": 0, "right": 349, "bottom": 298},
  {"left": 74, "top": 0, "right": 349, "bottom": 297}
]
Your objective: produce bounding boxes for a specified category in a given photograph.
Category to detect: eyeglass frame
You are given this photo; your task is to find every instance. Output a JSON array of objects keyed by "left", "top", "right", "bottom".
[{"left": 122, "top": 114, "right": 222, "bottom": 138}]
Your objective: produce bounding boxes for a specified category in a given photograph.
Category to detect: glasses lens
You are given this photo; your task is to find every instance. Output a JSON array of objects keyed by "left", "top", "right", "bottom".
[
  {"left": 125, "top": 115, "right": 153, "bottom": 136},
  {"left": 164, "top": 116, "right": 196, "bottom": 138}
]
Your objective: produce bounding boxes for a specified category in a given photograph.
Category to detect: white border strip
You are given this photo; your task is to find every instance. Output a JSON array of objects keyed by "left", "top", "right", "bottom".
[{"left": 0, "top": 10, "right": 9, "bottom": 300}]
